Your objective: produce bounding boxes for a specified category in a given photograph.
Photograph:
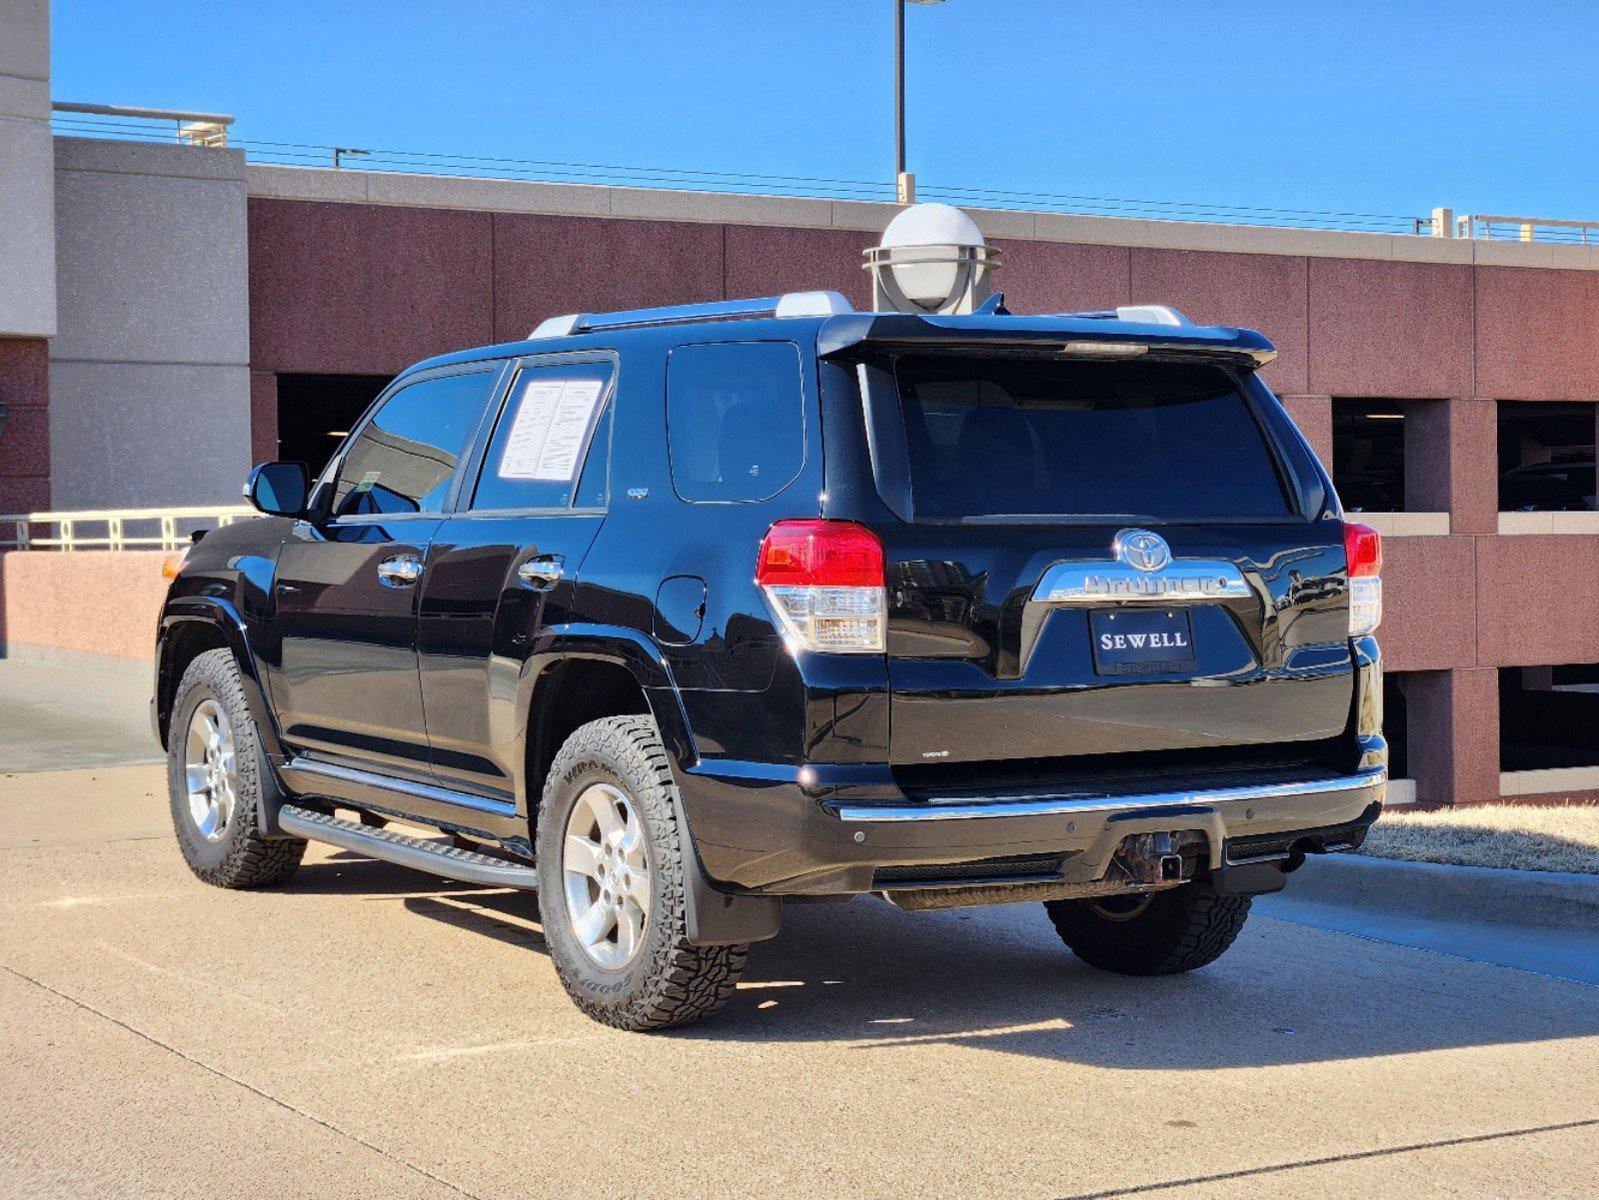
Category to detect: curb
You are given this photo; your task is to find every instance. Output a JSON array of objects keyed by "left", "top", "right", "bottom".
[{"left": 1283, "top": 854, "right": 1599, "bottom": 932}]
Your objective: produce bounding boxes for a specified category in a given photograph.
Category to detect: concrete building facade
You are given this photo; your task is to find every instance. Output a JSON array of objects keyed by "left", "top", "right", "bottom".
[{"left": 2, "top": 1, "right": 1597, "bottom": 810}]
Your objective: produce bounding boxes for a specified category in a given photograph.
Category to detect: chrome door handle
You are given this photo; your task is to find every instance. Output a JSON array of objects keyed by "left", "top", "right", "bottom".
[
  {"left": 377, "top": 554, "right": 423, "bottom": 587},
  {"left": 517, "top": 555, "right": 565, "bottom": 590}
]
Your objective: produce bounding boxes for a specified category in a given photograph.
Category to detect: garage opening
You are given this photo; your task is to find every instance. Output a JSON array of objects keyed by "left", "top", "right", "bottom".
[
  {"left": 1332, "top": 399, "right": 1406, "bottom": 512},
  {"left": 276, "top": 374, "right": 392, "bottom": 478},
  {"left": 1382, "top": 672, "right": 1408, "bottom": 779},
  {"left": 1499, "top": 665, "right": 1599, "bottom": 771},
  {"left": 1498, "top": 402, "right": 1596, "bottom": 512}
]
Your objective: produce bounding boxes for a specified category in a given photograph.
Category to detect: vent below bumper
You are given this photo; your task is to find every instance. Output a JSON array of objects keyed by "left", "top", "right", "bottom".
[{"left": 872, "top": 854, "right": 1067, "bottom": 890}]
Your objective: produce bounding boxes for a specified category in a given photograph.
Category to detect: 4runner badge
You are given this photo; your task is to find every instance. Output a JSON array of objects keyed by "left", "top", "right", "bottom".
[{"left": 1031, "top": 531, "right": 1252, "bottom": 606}]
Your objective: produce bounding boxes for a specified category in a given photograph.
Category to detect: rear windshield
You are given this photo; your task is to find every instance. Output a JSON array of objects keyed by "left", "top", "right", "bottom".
[{"left": 878, "top": 356, "right": 1292, "bottom": 520}]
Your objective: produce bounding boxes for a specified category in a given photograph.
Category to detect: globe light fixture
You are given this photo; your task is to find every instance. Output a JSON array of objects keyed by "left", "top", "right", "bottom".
[{"left": 864, "top": 202, "right": 1001, "bottom": 315}]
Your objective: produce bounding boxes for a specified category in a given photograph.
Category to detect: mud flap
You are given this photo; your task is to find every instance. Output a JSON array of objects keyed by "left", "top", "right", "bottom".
[
  {"left": 254, "top": 743, "right": 296, "bottom": 840},
  {"left": 673, "top": 794, "right": 781, "bottom": 945}
]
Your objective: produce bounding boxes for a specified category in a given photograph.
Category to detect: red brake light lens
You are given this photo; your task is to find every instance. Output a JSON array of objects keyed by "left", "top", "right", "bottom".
[
  {"left": 756, "top": 520, "right": 884, "bottom": 588},
  {"left": 1343, "top": 521, "right": 1382, "bottom": 578}
]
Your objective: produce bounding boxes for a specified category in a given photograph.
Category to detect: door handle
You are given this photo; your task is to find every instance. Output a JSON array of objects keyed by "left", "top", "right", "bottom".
[
  {"left": 377, "top": 554, "right": 423, "bottom": 587},
  {"left": 517, "top": 554, "right": 565, "bottom": 591}
]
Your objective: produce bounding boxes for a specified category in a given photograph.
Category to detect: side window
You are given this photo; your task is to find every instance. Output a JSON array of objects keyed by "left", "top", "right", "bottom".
[
  {"left": 573, "top": 400, "right": 614, "bottom": 509},
  {"left": 667, "top": 342, "right": 805, "bottom": 503},
  {"left": 331, "top": 371, "right": 493, "bottom": 517},
  {"left": 471, "top": 361, "right": 615, "bottom": 511}
]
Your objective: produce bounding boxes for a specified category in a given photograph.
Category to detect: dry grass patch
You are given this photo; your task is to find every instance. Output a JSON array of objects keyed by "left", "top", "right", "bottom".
[{"left": 1360, "top": 803, "right": 1599, "bottom": 875}]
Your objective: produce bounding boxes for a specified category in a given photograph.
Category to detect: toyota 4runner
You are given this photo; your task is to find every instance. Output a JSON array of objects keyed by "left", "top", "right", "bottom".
[{"left": 154, "top": 290, "right": 1386, "bottom": 1031}]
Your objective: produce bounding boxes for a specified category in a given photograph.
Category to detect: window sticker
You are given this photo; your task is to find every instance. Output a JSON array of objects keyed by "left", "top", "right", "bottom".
[{"left": 497, "top": 378, "right": 606, "bottom": 481}]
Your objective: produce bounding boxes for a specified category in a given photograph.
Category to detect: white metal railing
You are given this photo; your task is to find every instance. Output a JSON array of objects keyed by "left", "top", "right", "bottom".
[
  {"left": 1457, "top": 213, "right": 1599, "bottom": 245},
  {"left": 0, "top": 506, "right": 257, "bottom": 551},
  {"left": 48, "top": 100, "right": 1599, "bottom": 244},
  {"left": 51, "top": 101, "right": 234, "bottom": 148}
]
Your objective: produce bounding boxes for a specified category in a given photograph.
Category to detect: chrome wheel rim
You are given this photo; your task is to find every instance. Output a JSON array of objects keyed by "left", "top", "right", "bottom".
[
  {"left": 184, "top": 699, "right": 237, "bottom": 842},
  {"left": 561, "top": 783, "right": 650, "bottom": 969}
]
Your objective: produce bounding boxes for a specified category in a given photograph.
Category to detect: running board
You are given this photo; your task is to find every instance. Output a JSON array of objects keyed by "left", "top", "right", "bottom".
[{"left": 277, "top": 804, "right": 539, "bottom": 890}]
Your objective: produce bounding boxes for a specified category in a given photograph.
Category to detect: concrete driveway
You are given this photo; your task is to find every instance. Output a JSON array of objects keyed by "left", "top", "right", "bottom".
[
  {"left": 0, "top": 653, "right": 160, "bottom": 773},
  {"left": 2, "top": 765, "right": 1596, "bottom": 1200}
]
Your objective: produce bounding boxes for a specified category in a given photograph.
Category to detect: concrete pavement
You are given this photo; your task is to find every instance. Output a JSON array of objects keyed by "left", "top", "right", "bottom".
[
  {"left": 1260, "top": 856, "right": 1599, "bottom": 987},
  {"left": 2, "top": 765, "right": 1597, "bottom": 1199},
  {"left": 0, "top": 652, "right": 159, "bottom": 773}
]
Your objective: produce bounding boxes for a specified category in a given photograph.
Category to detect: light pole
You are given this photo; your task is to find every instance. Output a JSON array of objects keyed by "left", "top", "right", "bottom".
[{"left": 895, "top": 0, "right": 944, "bottom": 205}]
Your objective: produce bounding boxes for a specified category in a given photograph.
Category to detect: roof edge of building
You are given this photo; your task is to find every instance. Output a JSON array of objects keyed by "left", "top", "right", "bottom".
[{"left": 243, "top": 162, "right": 1599, "bottom": 272}]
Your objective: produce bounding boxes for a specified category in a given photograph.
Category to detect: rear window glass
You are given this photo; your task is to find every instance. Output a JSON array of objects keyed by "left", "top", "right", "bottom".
[
  {"left": 667, "top": 342, "right": 804, "bottom": 503},
  {"left": 882, "top": 356, "right": 1291, "bottom": 520}
]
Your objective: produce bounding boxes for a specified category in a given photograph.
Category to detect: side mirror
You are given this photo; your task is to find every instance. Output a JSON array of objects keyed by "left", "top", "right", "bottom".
[{"left": 245, "top": 461, "right": 310, "bottom": 516}]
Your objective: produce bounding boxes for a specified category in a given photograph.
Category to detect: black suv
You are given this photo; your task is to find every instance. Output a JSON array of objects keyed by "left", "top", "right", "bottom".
[{"left": 154, "top": 291, "right": 1387, "bottom": 1030}]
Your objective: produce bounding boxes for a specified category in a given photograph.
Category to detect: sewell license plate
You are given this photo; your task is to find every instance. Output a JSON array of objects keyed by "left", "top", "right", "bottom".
[{"left": 1089, "top": 608, "right": 1197, "bottom": 676}]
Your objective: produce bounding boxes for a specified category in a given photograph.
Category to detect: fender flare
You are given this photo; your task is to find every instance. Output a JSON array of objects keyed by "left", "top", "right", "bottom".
[{"left": 523, "top": 623, "right": 698, "bottom": 770}]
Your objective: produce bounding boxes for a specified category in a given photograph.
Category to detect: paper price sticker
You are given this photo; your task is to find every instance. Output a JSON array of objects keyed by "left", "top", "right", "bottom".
[{"left": 498, "top": 378, "right": 605, "bottom": 482}]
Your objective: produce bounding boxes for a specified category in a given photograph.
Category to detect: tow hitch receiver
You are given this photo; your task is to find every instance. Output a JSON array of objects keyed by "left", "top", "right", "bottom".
[{"left": 1114, "top": 832, "right": 1189, "bottom": 888}]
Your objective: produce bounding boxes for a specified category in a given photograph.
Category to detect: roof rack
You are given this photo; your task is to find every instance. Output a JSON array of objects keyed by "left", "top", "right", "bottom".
[{"left": 530, "top": 291, "right": 855, "bottom": 339}]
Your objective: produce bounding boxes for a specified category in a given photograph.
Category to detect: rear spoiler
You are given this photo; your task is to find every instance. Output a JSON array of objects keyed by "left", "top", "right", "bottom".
[{"left": 816, "top": 312, "right": 1278, "bottom": 369}]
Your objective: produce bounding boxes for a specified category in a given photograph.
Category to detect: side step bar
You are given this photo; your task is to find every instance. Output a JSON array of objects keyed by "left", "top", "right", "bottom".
[{"left": 277, "top": 804, "right": 539, "bottom": 890}]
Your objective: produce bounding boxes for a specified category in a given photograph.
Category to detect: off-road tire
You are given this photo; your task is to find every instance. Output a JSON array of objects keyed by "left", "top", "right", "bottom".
[
  {"left": 167, "top": 649, "right": 305, "bottom": 888},
  {"left": 536, "top": 715, "right": 747, "bottom": 1031},
  {"left": 1044, "top": 883, "right": 1251, "bottom": 976}
]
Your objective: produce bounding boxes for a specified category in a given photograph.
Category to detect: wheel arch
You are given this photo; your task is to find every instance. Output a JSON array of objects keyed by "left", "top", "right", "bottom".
[
  {"left": 521, "top": 625, "right": 698, "bottom": 816},
  {"left": 154, "top": 598, "right": 283, "bottom": 760}
]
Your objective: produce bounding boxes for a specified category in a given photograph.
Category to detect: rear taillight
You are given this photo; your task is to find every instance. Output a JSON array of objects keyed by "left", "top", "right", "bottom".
[
  {"left": 756, "top": 519, "right": 886, "bottom": 653},
  {"left": 1343, "top": 521, "right": 1382, "bottom": 637}
]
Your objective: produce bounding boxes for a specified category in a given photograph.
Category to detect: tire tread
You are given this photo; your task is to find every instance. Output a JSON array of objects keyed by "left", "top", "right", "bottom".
[
  {"left": 169, "top": 649, "right": 304, "bottom": 889},
  {"left": 1045, "top": 886, "right": 1251, "bottom": 976},
  {"left": 539, "top": 715, "right": 746, "bottom": 1031}
]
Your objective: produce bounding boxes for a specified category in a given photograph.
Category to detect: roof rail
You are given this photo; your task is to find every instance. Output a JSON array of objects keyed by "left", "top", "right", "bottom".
[
  {"left": 1055, "top": 305, "right": 1194, "bottom": 326},
  {"left": 529, "top": 290, "right": 854, "bottom": 339}
]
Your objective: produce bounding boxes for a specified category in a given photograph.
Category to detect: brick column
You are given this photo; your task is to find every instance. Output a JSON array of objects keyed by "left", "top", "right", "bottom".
[
  {"left": 1280, "top": 395, "right": 1333, "bottom": 469},
  {"left": 250, "top": 371, "right": 278, "bottom": 464},
  {"left": 1405, "top": 397, "right": 1497, "bottom": 533},
  {"left": 1403, "top": 667, "right": 1500, "bottom": 807},
  {"left": 0, "top": 337, "right": 50, "bottom": 513}
]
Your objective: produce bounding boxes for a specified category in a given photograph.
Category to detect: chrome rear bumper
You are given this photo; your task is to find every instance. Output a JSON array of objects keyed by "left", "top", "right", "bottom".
[{"left": 830, "top": 767, "right": 1387, "bottom": 824}]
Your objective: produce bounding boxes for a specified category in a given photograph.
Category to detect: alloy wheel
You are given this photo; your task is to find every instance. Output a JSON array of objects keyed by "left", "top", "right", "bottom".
[
  {"left": 184, "top": 699, "right": 238, "bottom": 841},
  {"left": 561, "top": 783, "right": 651, "bottom": 969},
  {"left": 1089, "top": 893, "right": 1154, "bottom": 922}
]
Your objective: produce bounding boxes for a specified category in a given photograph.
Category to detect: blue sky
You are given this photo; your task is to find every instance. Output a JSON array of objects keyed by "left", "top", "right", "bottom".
[{"left": 51, "top": 1, "right": 1599, "bottom": 227}]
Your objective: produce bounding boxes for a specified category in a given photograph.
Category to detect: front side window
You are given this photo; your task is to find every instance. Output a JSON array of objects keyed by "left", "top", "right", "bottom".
[
  {"left": 331, "top": 371, "right": 493, "bottom": 517},
  {"left": 471, "top": 361, "right": 615, "bottom": 511},
  {"left": 667, "top": 342, "right": 805, "bottom": 503},
  {"left": 880, "top": 356, "right": 1292, "bottom": 520}
]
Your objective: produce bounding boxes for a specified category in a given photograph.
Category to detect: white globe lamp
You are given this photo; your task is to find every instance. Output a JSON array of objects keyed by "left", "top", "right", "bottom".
[{"left": 864, "top": 203, "right": 1000, "bottom": 315}]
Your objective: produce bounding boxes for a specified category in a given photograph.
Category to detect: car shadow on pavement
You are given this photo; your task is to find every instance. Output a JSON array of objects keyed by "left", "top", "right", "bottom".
[{"left": 291, "top": 854, "right": 1599, "bottom": 1070}]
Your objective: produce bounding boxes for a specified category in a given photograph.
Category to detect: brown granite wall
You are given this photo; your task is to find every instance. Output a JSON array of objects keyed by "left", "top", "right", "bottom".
[{"left": 0, "top": 337, "right": 49, "bottom": 515}]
